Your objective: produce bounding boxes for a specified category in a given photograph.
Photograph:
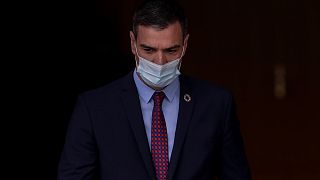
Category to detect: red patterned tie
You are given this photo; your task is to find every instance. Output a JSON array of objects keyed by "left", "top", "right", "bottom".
[{"left": 151, "top": 91, "right": 169, "bottom": 180}]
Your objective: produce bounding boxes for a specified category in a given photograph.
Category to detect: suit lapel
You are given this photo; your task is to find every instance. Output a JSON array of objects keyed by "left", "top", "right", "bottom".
[
  {"left": 120, "top": 71, "right": 156, "bottom": 180},
  {"left": 167, "top": 75, "right": 195, "bottom": 180}
]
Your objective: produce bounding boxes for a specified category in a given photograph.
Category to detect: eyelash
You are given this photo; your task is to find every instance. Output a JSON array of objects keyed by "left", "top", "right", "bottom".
[
  {"left": 144, "top": 48, "right": 154, "bottom": 53},
  {"left": 167, "top": 50, "right": 177, "bottom": 54},
  {"left": 143, "top": 49, "right": 177, "bottom": 54}
]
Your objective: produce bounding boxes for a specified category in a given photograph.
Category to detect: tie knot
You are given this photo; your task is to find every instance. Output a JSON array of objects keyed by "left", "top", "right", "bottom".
[{"left": 152, "top": 91, "right": 165, "bottom": 105}]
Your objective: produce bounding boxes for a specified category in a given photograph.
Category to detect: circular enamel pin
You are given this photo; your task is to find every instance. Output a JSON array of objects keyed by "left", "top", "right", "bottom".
[{"left": 184, "top": 94, "right": 191, "bottom": 102}]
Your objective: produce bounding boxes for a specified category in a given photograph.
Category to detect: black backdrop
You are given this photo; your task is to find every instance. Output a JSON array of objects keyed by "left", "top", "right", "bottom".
[{"left": 10, "top": 0, "right": 319, "bottom": 179}]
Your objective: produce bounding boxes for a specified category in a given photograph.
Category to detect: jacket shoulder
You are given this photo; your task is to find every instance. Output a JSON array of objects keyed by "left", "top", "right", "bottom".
[
  {"left": 182, "top": 75, "right": 232, "bottom": 99},
  {"left": 79, "top": 72, "right": 131, "bottom": 104}
]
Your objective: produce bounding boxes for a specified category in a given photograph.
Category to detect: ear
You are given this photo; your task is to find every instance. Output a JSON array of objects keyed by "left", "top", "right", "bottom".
[{"left": 130, "top": 31, "right": 137, "bottom": 56}]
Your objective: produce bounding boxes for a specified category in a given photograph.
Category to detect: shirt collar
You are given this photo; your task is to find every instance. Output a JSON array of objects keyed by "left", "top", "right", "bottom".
[{"left": 133, "top": 69, "right": 180, "bottom": 103}]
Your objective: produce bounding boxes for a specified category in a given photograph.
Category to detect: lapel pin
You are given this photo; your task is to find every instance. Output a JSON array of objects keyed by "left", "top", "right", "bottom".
[{"left": 184, "top": 94, "right": 191, "bottom": 102}]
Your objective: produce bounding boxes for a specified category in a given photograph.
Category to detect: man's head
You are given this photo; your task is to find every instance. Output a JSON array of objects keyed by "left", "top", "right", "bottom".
[
  {"left": 130, "top": 0, "right": 189, "bottom": 66},
  {"left": 132, "top": 0, "right": 188, "bottom": 39}
]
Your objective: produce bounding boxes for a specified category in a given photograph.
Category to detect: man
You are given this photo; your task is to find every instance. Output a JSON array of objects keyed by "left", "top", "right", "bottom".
[{"left": 58, "top": 0, "right": 251, "bottom": 179}]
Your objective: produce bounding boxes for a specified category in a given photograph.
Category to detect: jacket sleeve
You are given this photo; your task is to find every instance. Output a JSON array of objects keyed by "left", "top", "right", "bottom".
[
  {"left": 218, "top": 94, "right": 251, "bottom": 180},
  {"left": 58, "top": 95, "right": 98, "bottom": 180}
]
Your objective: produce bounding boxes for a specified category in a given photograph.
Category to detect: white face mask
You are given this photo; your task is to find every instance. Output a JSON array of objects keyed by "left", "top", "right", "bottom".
[{"left": 135, "top": 44, "right": 184, "bottom": 88}]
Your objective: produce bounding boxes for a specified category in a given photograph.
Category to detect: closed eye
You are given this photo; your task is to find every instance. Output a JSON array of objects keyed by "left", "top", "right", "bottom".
[
  {"left": 164, "top": 45, "right": 181, "bottom": 54},
  {"left": 143, "top": 48, "right": 154, "bottom": 53},
  {"left": 166, "top": 49, "right": 178, "bottom": 54}
]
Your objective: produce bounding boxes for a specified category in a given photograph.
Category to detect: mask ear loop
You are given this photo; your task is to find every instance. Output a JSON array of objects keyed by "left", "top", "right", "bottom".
[
  {"left": 134, "top": 43, "right": 140, "bottom": 68},
  {"left": 178, "top": 46, "right": 185, "bottom": 70}
]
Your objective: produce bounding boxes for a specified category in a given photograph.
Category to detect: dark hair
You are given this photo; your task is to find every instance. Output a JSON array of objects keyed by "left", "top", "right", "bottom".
[{"left": 132, "top": 0, "right": 188, "bottom": 38}]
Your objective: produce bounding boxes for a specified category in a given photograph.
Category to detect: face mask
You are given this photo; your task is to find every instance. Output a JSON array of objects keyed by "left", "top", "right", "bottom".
[{"left": 135, "top": 44, "right": 184, "bottom": 88}]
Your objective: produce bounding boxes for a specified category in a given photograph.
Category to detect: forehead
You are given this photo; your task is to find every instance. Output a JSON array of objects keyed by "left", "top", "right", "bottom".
[{"left": 136, "top": 21, "right": 184, "bottom": 47}]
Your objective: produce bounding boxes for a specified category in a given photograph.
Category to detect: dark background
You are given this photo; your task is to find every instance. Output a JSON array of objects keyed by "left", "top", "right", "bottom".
[{"left": 16, "top": 0, "right": 319, "bottom": 179}]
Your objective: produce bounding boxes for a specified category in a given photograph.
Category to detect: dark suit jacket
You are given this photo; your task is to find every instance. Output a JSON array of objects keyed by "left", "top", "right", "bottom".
[{"left": 58, "top": 71, "right": 250, "bottom": 180}]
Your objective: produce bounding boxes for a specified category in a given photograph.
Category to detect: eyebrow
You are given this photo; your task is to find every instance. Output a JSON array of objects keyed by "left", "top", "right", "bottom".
[
  {"left": 140, "top": 44, "right": 181, "bottom": 51},
  {"left": 140, "top": 44, "right": 156, "bottom": 50},
  {"left": 165, "top": 45, "right": 181, "bottom": 51}
]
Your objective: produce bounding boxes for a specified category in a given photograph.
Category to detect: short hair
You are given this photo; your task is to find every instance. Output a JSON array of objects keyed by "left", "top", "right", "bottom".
[{"left": 132, "top": 0, "right": 188, "bottom": 38}]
